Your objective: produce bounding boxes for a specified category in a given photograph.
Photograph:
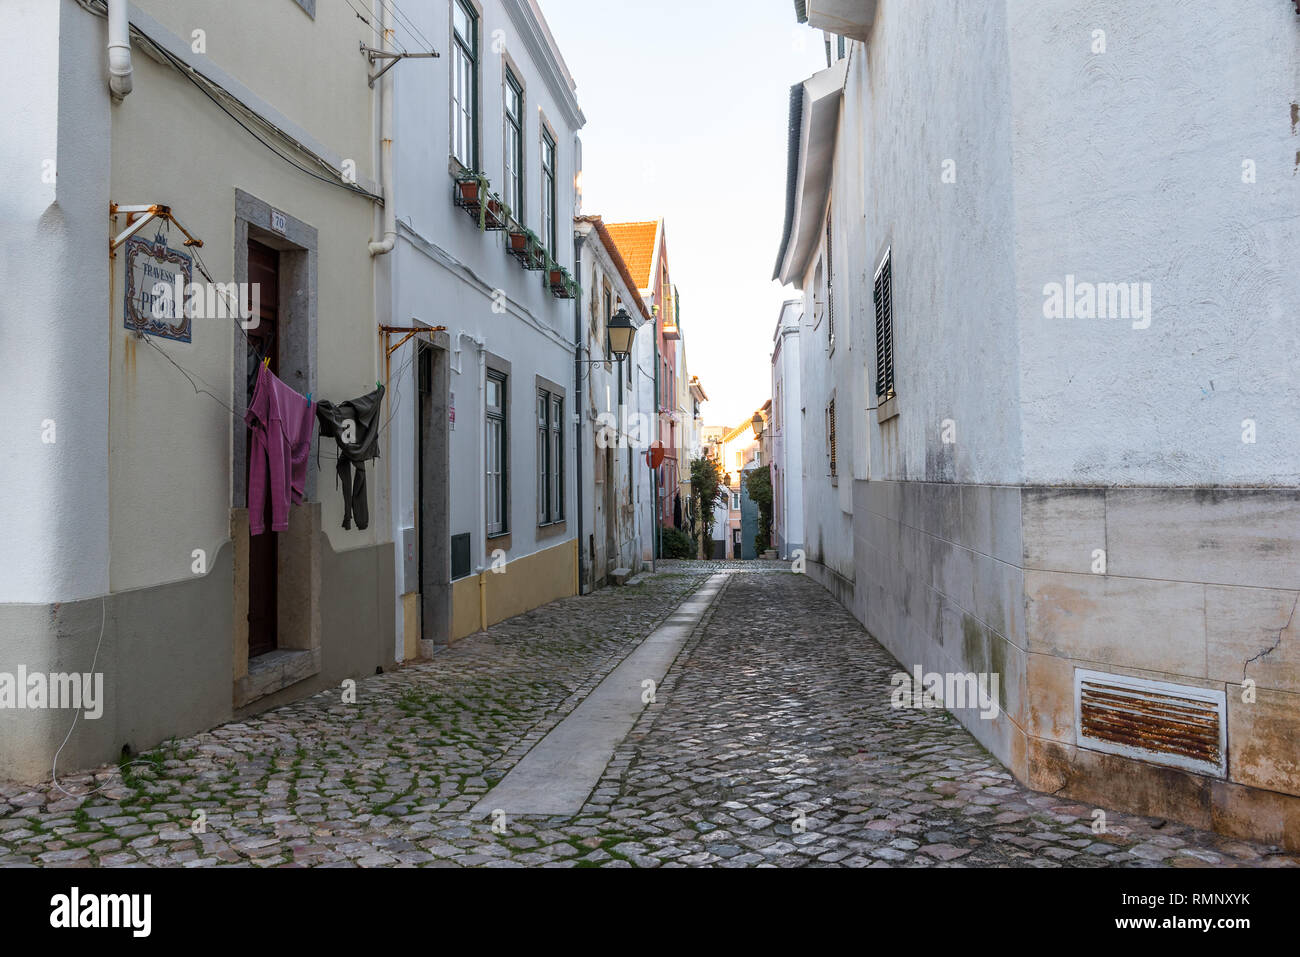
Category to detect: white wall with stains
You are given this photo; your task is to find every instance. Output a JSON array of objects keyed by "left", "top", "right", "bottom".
[{"left": 1010, "top": 0, "right": 1300, "bottom": 486}]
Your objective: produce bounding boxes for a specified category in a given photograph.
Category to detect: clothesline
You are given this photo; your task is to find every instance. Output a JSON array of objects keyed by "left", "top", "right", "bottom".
[
  {"left": 146, "top": 230, "right": 425, "bottom": 455},
  {"left": 137, "top": 323, "right": 419, "bottom": 467}
]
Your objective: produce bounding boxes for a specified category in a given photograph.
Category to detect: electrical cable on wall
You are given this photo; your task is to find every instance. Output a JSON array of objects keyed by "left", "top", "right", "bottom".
[
  {"left": 378, "top": 0, "right": 437, "bottom": 55},
  {"left": 49, "top": 597, "right": 184, "bottom": 798},
  {"left": 339, "top": 0, "right": 396, "bottom": 49},
  {"left": 75, "top": 0, "right": 382, "bottom": 201}
]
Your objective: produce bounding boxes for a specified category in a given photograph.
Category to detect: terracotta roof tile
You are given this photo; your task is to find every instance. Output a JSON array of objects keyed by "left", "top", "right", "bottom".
[{"left": 603, "top": 220, "right": 659, "bottom": 291}]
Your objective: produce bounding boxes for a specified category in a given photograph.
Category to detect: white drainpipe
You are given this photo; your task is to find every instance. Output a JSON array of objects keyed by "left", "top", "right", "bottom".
[
  {"left": 475, "top": 342, "right": 488, "bottom": 573},
  {"left": 368, "top": 1, "right": 396, "bottom": 256},
  {"left": 107, "top": 0, "right": 133, "bottom": 100}
]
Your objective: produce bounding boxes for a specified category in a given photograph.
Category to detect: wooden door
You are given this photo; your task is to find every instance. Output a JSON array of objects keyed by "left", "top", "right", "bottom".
[
  {"left": 603, "top": 448, "right": 616, "bottom": 574},
  {"left": 246, "top": 240, "right": 280, "bottom": 659}
]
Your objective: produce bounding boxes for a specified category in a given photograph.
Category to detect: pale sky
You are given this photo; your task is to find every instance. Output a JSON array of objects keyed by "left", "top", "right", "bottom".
[{"left": 538, "top": 0, "right": 826, "bottom": 429}]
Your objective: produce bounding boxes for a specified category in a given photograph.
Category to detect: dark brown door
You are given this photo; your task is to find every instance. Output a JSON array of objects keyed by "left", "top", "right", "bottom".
[
  {"left": 603, "top": 448, "right": 616, "bottom": 574},
  {"left": 246, "top": 240, "right": 280, "bottom": 659}
]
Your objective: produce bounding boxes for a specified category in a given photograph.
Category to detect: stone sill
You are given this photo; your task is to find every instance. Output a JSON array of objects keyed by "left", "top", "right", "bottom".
[
  {"left": 878, "top": 395, "right": 899, "bottom": 423},
  {"left": 536, "top": 520, "right": 568, "bottom": 540},
  {"left": 235, "top": 648, "right": 321, "bottom": 709}
]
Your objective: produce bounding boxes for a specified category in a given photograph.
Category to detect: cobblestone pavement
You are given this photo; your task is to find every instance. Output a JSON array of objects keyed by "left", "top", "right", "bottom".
[{"left": 1, "top": 564, "right": 1295, "bottom": 868}]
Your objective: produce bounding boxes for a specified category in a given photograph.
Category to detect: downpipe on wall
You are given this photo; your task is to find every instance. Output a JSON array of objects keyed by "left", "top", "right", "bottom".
[
  {"left": 107, "top": 0, "right": 133, "bottom": 99},
  {"left": 573, "top": 231, "right": 587, "bottom": 595},
  {"left": 368, "top": 3, "right": 396, "bottom": 256}
]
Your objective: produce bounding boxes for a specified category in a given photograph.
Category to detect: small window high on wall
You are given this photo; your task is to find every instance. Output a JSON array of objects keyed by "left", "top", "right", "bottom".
[{"left": 873, "top": 249, "right": 895, "bottom": 400}]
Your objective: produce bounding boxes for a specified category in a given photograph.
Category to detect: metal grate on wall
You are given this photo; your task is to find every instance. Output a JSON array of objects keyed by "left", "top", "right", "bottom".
[
  {"left": 451, "top": 533, "right": 472, "bottom": 581},
  {"left": 1074, "top": 669, "right": 1227, "bottom": 778}
]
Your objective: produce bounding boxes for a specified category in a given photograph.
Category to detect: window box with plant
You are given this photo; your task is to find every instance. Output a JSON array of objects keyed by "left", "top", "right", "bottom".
[
  {"left": 453, "top": 170, "right": 507, "bottom": 231},
  {"left": 508, "top": 225, "right": 546, "bottom": 270},
  {"left": 545, "top": 259, "right": 579, "bottom": 299}
]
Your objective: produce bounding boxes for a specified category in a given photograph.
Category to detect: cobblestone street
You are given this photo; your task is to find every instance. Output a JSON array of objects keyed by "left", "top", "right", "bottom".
[{"left": 2, "top": 565, "right": 1296, "bottom": 869}]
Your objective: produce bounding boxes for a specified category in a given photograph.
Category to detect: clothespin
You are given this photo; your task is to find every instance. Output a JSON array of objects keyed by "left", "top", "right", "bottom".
[
  {"left": 263, "top": 356, "right": 271, "bottom": 368},
  {"left": 306, "top": 392, "right": 312, "bottom": 403},
  {"left": 376, "top": 380, "right": 382, "bottom": 389}
]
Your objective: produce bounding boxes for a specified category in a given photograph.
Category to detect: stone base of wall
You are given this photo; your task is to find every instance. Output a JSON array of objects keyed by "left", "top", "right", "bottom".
[
  {"left": 852, "top": 479, "right": 1300, "bottom": 850},
  {"left": 804, "top": 557, "right": 855, "bottom": 614},
  {"left": 0, "top": 547, "right": 235, "bottom": 784},
  {"left": 450, "top": 538, "right": 578, "bottom": 641},
  {"left": 234, "top": 532, "right": 396, "bottom": 720},
  {"left": 0, "top": 531, "right": 395, "bottom": 784}
]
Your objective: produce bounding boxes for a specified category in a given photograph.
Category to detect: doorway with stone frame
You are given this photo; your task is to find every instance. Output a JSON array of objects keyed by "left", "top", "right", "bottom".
[{"left": 230, "top": 190, "right": 321, "bottom": 709}]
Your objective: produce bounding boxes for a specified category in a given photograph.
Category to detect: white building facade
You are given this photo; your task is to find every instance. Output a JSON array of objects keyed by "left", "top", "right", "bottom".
[
  {"left": 770, "top": 300, "right": 804, "bottom": 560},
  {"left": 781, "top": 0, "right": 1300, "bottom": 849},
  {"left": 384, "top": 0, "right": 586, "bottom": 645},
  {"left": 575, "top": 216, "right": 653, "bottom": 588},
  {"left": 1, "top": 0, "right": 392, "bottom": 779}
]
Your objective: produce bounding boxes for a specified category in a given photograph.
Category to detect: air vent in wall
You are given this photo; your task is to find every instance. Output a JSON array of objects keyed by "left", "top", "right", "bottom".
[{"left": 1074, "top": 669, "right": 1226, "bottom": 778}]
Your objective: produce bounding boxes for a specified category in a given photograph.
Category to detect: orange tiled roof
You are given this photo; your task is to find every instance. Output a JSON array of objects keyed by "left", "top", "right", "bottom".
[{"left": 603, "top": 220, "right": 659, "bottom": 291}]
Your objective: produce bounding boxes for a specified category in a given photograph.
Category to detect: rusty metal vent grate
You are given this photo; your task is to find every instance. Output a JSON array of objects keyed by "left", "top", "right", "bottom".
[{"left": 1074, "top": 670, "right": 1226, "bottom": 778}]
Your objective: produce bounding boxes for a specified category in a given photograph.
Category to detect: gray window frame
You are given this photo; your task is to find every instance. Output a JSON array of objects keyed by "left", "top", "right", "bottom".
[
  {"left": 503, "top": 68, "right": 524, "bottom": 216},
  {"left": 537, "top": 386, "right": 565, "bottom": 525},
  {"left": 541, "top": 127, "right": 557, "bottom": 256},
  {"left": 486, "top": 369, "right": 508, "bottom": 536},
  {"left": 451, "top": 0, "right": 479, "bottom": 171}
]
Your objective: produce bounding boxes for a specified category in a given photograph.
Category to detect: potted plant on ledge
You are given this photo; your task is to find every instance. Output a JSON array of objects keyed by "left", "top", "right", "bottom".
[
  {"left": 453, "top": 171, "right": 505, "bottom": 231},
  {"left": 454, "top": 170, "right": 488, "bottom": 212},
  {"left": 483, "top": 194, "right": 507, "bottom": 231},
  {"left": 508, "top": 225, "right": 544, "bottom": 268},
  {"left": 547, "top": 262, "right": 579, "bottom": 299}
]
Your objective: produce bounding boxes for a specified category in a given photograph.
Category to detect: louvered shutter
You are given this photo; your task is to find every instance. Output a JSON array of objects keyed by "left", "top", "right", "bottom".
[{"left": 873, "top": 252, "right": 894, "bottom": 399}]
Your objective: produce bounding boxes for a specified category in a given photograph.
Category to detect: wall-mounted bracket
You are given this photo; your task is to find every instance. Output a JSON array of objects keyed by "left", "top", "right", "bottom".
[
  {"left": 361, "top": 43, "right": 439, "bottom": 88},
  {"left": 109, "top": 203, "right": 205, "bottom": 258}
]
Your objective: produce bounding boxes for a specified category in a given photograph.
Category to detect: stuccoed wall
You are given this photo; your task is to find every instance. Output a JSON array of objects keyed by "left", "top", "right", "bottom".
[
  {"left": 386, "top": 0, "right": 583, "bottom": 646},
  {"left": 861, "top": 0, "right": 1022, "bottom": 487},
  {"left": 108, "top": 1, "right": 381, "bottom": 595},
  {"left": 1009, "top": 0, "right": 1300, "bottom": 486},
  {"left": 772, "top": 301, "right": 804, "bottom": 558},
  {"left": 0, "top": 0, "right": 111, "bottom": 605}
]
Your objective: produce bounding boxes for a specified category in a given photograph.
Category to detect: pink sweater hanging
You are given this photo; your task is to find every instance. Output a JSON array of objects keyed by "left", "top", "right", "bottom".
[{"left": 246, "top": 364, "right": 316, "bottom": 535}]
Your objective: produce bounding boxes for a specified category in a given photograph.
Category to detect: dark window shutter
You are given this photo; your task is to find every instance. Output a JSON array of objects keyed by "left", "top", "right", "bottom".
[
  {"left": 828, "top": 399, "right": 837, "bottom": 476},
  {"left": 825, "top": 216, "right": 834, "bottom": 345},
  {"left": 873, "top": 252, "right": 894, "bottom": 400}
]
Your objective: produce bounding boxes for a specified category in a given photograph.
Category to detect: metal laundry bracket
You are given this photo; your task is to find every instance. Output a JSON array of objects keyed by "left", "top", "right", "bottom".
[{"left": 109, "top": 203, "right": 204, "bottom": 258}]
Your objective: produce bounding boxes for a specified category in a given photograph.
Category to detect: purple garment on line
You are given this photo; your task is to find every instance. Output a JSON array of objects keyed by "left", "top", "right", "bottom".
[{"left": 245, "top": 364, "right": 316, "bottom": 535}]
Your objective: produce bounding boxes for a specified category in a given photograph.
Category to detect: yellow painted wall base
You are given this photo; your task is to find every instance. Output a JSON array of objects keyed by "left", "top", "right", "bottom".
[
  {"left": 402, "top": 592, "right": 421, "bottom": 660},
  {"left": 450, "top": 538, "right": 577, "bottom": 641},
  {"left": 451, "top": 577, "right": 480, "bottom": 642}
]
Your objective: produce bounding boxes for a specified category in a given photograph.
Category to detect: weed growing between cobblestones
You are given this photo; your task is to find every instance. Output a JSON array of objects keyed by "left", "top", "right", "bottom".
[{"left": 1, "top": 568, "right": 1292, "bottom": 868}]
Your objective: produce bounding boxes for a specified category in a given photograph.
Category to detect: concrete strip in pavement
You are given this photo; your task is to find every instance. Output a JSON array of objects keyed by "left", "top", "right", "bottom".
[{"left": 471, "top": 572, "right": 729, "bottom": 818}]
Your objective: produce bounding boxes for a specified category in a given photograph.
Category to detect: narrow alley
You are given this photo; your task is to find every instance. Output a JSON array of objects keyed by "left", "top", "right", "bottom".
[{"left": 3, "top": 567, "right": 1293, "bottom": 869}]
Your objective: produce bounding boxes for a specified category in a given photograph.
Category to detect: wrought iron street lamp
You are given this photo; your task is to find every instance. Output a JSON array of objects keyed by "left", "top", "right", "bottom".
[{"left": 607, "top": 305, "right": 636, "bottom": 361}]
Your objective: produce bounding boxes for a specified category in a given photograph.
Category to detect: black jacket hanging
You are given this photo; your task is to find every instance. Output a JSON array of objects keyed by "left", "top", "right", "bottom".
[{"left": 316, "top": 384, "right": 385, "bottom": 530}]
